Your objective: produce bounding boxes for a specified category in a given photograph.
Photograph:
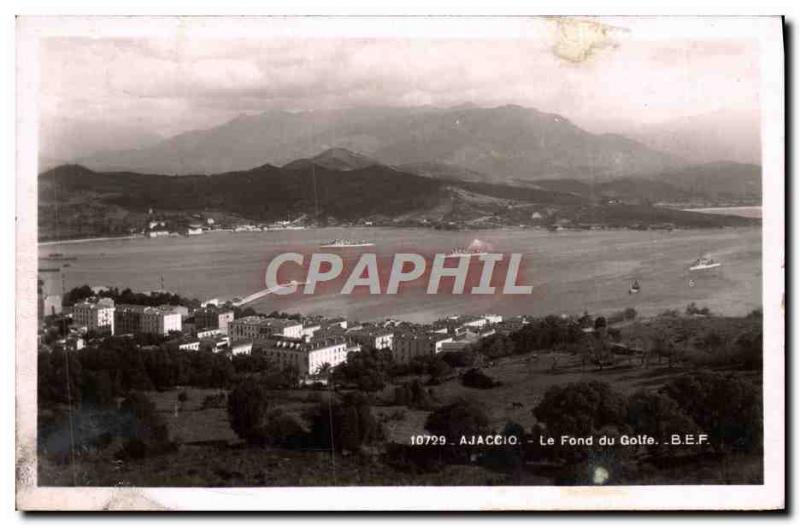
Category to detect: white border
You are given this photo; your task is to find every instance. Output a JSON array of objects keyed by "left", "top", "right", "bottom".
[{"left": 15, "top": 15, "right": 785, "bottom": 511}]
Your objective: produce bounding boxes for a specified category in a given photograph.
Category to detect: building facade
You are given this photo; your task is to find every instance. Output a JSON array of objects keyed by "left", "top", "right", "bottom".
[
  {"left": 229, "top": 316, "right": 304, "bottom": 342},
  {"left": 194, "top": 307, "right": 235, "bottom": 333},
  {"left": 141, "top": 307, "right": 182, "bottom": 335},
  {"left": 261, "top": 337, "right": 352, "bottom": 376},
  {"left": 392, "top": 332, "right": 453, "bottom": 364},
  {"left": 347, "top": 328, "right": 394, "bottom": 350},
  {"left": 73, "top": 298, "right": 116, "bottom": 335},
  {"left": 114, "top": 304, "right": 182, "bottom": 336}
]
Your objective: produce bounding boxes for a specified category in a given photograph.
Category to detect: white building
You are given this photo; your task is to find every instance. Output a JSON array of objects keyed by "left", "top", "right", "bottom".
[
  {"left": 230, "top": 341, "right": 254, "bottom": 355},
  {"left": 261, "top": 337, "right": 353, "bottom": 376},
  {"left": 141, "top": 306, "right": 182, "bottom": 336},
  {"left": 73, "top": 298, "right": 115, "bottom": 335},
  {"left": 179, "top": 340, "right": 201, "bottom": 351},
  {"left": 197, "top": 327, "right": 225, "bottom": 339},
  {"left": 228, "top": 316, "right": 303, "bottom": 342},
  {"left": 301, "top": 323, "right": 322, "bottom": 340},
  {"left": 346, "top": 327, "right": 394, "bottom": 350}
]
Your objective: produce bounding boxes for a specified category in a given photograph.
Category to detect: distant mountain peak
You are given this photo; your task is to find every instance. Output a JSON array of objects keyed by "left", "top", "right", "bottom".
[
  {"left": 41, "top": 163, "right": 97, "bottom": 177},
  {"left": 283, "top": 148, "right": 379, "bottom": 172}
]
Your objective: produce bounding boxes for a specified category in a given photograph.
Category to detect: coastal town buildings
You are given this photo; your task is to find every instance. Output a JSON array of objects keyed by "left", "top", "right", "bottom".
[
  {"left": 260, "top": 336, "right": 353, "bottom": 375},
  {"left": 194, "top": 307, "right": 235, "bottom": 333},
  {"left": 228, "top": 316, "right": 304, "bottom": 342},
  {"left": 346, "top": 327, "right": 394, "bottom": 350},
  {"left": 392, "top": 331, "right": 453, "bottom": 364},
  {"left": 73, "top": 298, "right": 116, "bottom": 335},
  {"left": 113, "top": 304, "right": 183, "bottom": 336}
]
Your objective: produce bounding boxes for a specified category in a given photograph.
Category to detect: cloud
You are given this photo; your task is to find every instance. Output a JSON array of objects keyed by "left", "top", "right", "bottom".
[{"left": 38, "top": 30, "right": 761, "bottom": 141}]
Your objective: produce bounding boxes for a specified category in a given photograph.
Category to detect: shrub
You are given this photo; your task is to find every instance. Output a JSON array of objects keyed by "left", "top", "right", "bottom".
[
  {"left": 264, "top": 409, "right": 307, "bottom": 448},
  {"left": 461, "top": 368, "right": 500, "bottom": 389},
  {"left": 439, "top": 350, "right": 477, "bottom": 368},
  {"left": 662, "top": 372, "right": 762, "bottom": 453},
  {"left": 533, "top": 381, "right": 628, "bottom": 438},
  {"left": 227, "top": 379, "right": 272, "bottom": 445},
  {"left": 394, "top": 379, "right": 435, "bottom": 409},
  {"left": 626, "top": 390, "right": 700, "bottom": 457},
  {"left": 201, "top": 392, "right": 227, "bottom": 409},
  {"left": 425, "top": 398, "right": 489, "bottom": 444},
  {"left": 115, "top": 392, "right": 172, "bottom": 460},
  {"left": 307, "top": 392, "right": 382, "bottom": 452},
  {"left": 177, "top": 390, "right": 189, "bottom": 403},
  {"left": 686, "top": 302, "right": 711, "bottom": 316}
]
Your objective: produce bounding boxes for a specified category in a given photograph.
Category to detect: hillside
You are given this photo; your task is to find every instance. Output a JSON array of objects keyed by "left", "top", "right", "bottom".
[
  {"left": 38, "top": 159, "right": 758, "bottom": 241},
  {"left": 519, "top": 162, "right": 760, "bottom": 207},
  {"left": 78, "top": 105, "right": 683, "bottom": 183}
]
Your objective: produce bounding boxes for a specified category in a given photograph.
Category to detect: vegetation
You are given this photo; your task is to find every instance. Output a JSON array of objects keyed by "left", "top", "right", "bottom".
[
  {"left": 38, "top": 162, "right": 757, "bottom": 240},
  {"left": 63, "top": 284, "right": 201, "bottom": 309},
  {"left": 460, "top": 368, "right": 500, "bottom": 389},
  {"left": 38, "top": 306, "right": 764, "bottom": 487}
]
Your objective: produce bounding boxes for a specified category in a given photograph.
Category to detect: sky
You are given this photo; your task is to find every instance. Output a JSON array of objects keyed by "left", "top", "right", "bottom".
[{"left": 38, "top": 18, "right": 761, "bottom": 146}]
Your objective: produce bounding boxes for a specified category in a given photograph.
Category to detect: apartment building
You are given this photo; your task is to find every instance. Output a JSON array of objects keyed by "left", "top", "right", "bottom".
[
  {"left": 228, "top": 316, "right": 304, "bottom": 342},
  {"left": 346, "top": 327, "right": 394, "bottom": 350},
  {"left": 73, "top": 298, "right": 116, "bottom": 335},
  {"left": 114, "top": 304, "right": 182, "bottom": 336},
  {"left": 194, "top": 307, "right": 235, "bottom": 333},
  {"left": 392, "top": 331, "right": 453, "bottom": 364},
  {"left": 261, "top": 337, "right": 353, "bottom": 376}
]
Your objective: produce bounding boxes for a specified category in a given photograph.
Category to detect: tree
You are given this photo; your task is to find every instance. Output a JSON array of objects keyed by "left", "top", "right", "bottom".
[
  {"left": 626, "top": 390, "right": 700, "bottom": 457},
  {"left": 662, "top": 372, "right": 762, "bottom": 453},
  {"left": 461, "top": 368, "right": 500, "bottom": 389},
  {"left": 482, "top": 421, "right": 526, "bottom": 471},
  {"left": 332, "top": 347, "right": 393, "bottom": 392},
  {"left": 534, "top": 381, "right": 628, "bottom": 438},
  {"left": 116, "top": 392, "right": 172, "bottom": 459},
  {"left": 439, "top": 350, "right": 476, "bottom": 368},
  {"left": 227, "top": 379, "right": 273, "bottom": 445},
  {"left": 307, "top": 392, "right": 381, "bottom": 452},
  {"left": 425, "top": 398, "right": 489, "bottom": 444},
  {"left": 394, "top": 379, "right": 435, "bottom": 409}
]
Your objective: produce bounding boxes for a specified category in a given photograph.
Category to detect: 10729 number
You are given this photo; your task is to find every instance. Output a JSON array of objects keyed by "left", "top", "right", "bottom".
[{"left": 410, "top": 435, "right": 448, "bottom": 446}]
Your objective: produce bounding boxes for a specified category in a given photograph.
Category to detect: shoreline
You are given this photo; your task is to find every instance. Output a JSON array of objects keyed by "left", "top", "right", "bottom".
[
  {"left": 38, "top": 234, "right": 145, "bottom": 247},
  {"left": 37, "top": 223, "right": 762, "bottom": 247}
]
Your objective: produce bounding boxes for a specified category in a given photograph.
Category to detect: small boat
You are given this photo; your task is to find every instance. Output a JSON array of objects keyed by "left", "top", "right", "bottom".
[
  {"left": 689, "top": 256, "right": 721, "bottom": 271},
  {"left": 628, "top": 279, "right": 641, "bottom": 295},
  {"left": 445, "top": 239, "right": 491, "bottom": 259},
  {"left": 444, "top": 248, "right": 488, "bottom": 259},
  {"left": 320, "top": 239, "right": 375, "bottom": 248}
]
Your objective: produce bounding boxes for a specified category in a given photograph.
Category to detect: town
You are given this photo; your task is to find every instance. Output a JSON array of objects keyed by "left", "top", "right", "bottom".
[
  {"left": 35, "top": 280, "right": 764, "bottom": 488},
  {"left": 39, "top": 283, "right": 511, "bottom": 379}
]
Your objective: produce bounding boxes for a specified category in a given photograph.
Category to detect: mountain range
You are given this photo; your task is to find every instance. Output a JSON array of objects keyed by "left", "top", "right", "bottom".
[
  {"left": 38, "top": 153, "right": 757, "bottom": 241},
  {"left": 75, "top": 105, "right": 684, "bottom": 183}
]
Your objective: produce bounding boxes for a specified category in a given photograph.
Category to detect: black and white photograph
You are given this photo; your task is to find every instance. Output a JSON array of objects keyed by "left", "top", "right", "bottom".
[{"left": 14, "top": 15, "right": 785, "bottom": 511}]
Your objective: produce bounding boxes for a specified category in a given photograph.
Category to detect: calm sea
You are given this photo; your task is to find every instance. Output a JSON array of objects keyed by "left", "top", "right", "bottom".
[{"left": 39, "top": 227, "right": 762, "bottom": 323}]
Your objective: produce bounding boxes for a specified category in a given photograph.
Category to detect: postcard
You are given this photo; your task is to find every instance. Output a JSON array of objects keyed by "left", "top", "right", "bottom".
[{"left": 15, "top": 15, "right": 785, "bottom": 510}]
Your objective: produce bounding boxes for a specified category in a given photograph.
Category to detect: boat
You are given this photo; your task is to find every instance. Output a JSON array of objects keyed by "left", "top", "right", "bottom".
[
  {"left": 628, "top": 279, "right": 641, "bottom": 295},
  {"left": 320, "top": 239, "right": 375, "bottom": 248},
  {"left": 444, "top": 239, "right": 491, "bottom": 259},
  {"left": 444, "top": 248, "right": 489, "bottom": 259},
  {"left": 689, "top": 256, "right": 721, "bottom": 271}
]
